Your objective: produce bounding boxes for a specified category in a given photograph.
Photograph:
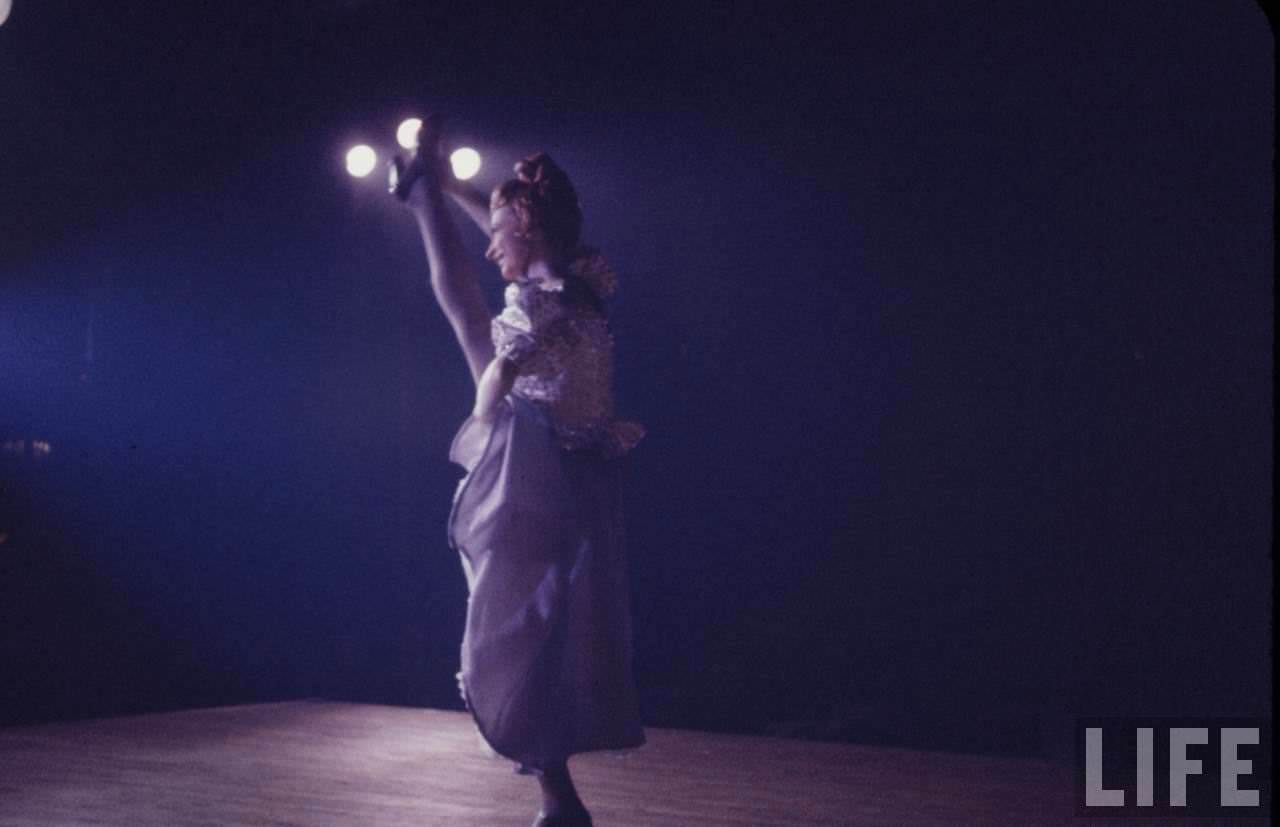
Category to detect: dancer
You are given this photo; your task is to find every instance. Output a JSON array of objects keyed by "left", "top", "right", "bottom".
[{"left": 402, "top": 115, "right": 645, "bottom": 827}]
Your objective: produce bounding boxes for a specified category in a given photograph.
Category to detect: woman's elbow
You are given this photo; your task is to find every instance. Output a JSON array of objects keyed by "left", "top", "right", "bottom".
[{"left": 497, "top": 355, "right": 521, "bottom": 382}]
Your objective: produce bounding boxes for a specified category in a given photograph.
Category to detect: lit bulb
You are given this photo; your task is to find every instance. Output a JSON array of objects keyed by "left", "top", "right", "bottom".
[
  {"left": 450, "top": 148, "right": 482, "bottom": 181},
  {"left": 397, "top": 118, "right": 423, "bottom": 150},
  {"left": 345, "top": 145, "right": 377, "bottom": 178}
]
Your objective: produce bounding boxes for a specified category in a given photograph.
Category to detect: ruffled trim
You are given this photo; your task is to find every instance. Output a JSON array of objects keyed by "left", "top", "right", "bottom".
[
  {"left": 512, "top": 247, "right": 618, "bottom": 301},
  {"left": 567, "top": 246, "right": 618, "bottom": 301},
  {"left": 606, "top": 419, "right": 645, "bottom": 456},
  {"left": 553, "top": 418, "right": 645, "bottom": 459},
  {"left": 516, "top": 260, "right": 566, "bottom": 294}
]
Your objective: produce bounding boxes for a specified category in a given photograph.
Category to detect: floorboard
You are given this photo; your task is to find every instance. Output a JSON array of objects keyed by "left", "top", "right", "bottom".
[{"left": 0, "top": 700, "right": 1238, "bottom": 826}]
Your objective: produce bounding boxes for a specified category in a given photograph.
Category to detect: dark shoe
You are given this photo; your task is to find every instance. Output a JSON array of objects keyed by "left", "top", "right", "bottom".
[{"left": 532, "top": 805, "right": 593, "bottom": 827}]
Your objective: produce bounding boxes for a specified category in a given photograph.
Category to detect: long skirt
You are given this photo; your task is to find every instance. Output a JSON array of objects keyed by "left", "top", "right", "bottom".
[{"left": 447, "top": 396, "right": 645, "bottom": 774}]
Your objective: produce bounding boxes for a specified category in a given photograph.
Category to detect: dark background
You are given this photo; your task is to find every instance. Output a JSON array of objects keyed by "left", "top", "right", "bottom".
[{"left": 1, "top": 1, "right": 1271, "bottom": 762}]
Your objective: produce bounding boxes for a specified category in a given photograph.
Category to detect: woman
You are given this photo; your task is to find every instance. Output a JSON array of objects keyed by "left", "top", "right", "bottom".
[{"left": 402, "top": 115, "right": 645, "bottom": 827}]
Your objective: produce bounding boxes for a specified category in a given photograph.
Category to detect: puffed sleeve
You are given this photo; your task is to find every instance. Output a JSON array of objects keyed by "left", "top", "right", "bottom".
[
  {"left": 491, "top": 311, "right": 539, "bottom": 370},
  {"left": 491, "top": 285, "right": 573, "bottom": 373}
]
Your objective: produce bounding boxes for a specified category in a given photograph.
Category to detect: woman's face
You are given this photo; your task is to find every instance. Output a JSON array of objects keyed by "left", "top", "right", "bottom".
[{"left": 485, "top": 206, "right": 532, "bottom": 283}]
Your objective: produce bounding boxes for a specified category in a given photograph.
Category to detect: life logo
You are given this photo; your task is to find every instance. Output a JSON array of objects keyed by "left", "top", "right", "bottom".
[{"left": 1075, "top": 718, "right": 1271, "bottom": 817}]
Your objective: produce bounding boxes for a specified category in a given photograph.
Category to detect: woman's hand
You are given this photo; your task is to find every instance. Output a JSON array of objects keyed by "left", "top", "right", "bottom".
[
  {"left": 401, "top": 113, "right": 454, "bottom": 209},
  {"left": 395, "top": 113, "right": 489, "bottom": 236},
  {"left": 471, "top": 356, "right": 520, "bottom": 423}
]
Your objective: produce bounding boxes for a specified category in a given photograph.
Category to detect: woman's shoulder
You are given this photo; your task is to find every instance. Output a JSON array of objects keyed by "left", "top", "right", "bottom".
[
  {"left": 566, "top": 247, "right": 618, "bottom": 301},
  {"left": 504, "top": 280, "right": 564, "bottom": 326},
  {"left": 507, "top": 273, "right": 606, "bottom": 327}
]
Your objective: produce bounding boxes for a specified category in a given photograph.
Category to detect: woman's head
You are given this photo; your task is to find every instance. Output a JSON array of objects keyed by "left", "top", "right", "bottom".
[{"left": 485, "top": 153, "right": 582, "bottom": 282}]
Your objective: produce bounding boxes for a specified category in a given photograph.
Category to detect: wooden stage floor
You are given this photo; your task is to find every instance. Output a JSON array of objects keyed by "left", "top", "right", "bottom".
[{"left": 0, "top": 700, "right": 1229, "bottom": 826}]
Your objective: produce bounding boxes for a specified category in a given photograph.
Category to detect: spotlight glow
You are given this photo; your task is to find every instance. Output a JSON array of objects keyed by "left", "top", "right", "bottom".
[
  {"left": 450, "top": 148, "right": 482, "bottom": 181},
  {"left": 0, "top": 0, "right": 11, "bottom": 27},
  {"left": 345, "top": 145, "right": 377, "bottom": 178},
  {"left": 397, "top": 118, "right": 423, "bottom": 150}
]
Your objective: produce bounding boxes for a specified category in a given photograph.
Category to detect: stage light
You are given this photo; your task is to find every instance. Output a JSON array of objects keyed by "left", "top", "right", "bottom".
[
  {"left": 450, "top": 148, "right": 482, "bottom": 181},
  {"left": 345, "top": 145, "right": 377, "bottom": 178},
  {"left": 397, "top": 118, "right": 423, "bottom": 150}
]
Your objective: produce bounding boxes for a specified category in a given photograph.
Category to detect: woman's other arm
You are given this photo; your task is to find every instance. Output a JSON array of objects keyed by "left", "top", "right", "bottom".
[{"left": 443, "top": 178, "right": 493, "bottom": 239}]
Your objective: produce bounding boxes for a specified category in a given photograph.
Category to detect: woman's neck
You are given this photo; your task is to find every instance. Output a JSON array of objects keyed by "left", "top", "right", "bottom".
[{"left": 522, "top": 258, "right": 565, "bottom": 290}]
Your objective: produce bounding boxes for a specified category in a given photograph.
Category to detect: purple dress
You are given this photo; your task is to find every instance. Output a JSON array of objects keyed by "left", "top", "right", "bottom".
[{"left": 447, "top": 253, "right": 645, "bottom": 774}]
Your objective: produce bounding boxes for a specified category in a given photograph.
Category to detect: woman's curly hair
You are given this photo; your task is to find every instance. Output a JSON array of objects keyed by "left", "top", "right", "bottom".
[{"left": 489, "top": 152, "right": 583, "bottom": 258}]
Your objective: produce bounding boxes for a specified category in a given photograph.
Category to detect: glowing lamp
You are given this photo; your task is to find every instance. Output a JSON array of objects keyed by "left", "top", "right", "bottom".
[
  {"left": 397, "top": 118, "right": 423, "bottom": 150},
  {"left": 345, "top": 145, "right": 377, "bottom": 178},
  {"left": 449, "top": 148, "right": 482, "bottom": 181}
]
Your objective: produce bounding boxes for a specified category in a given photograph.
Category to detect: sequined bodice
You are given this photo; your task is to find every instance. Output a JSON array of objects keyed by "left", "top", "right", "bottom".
[{"left": 491, "top": 276, "right": 642, "bottom": 456}]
